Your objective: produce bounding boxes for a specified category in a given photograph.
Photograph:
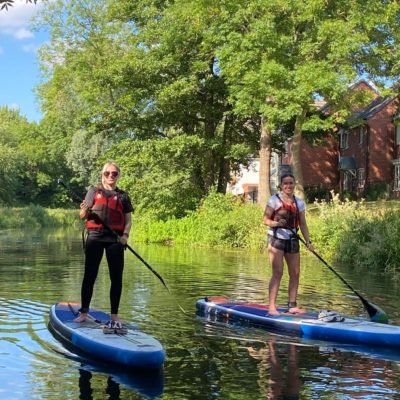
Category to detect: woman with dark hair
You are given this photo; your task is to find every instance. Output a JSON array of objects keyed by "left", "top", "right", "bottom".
[
  {"left": 73, "top": 161, "right": 133, "bottom": 333},
  {"left": 263, "top": 173, "right": 314, "bottom": 316}
]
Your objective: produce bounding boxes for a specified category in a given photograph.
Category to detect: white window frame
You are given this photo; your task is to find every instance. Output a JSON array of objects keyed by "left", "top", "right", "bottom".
[
  {"left": 340, "top": 130, "right": 349, "bottom": 150},
  {"left": 394, "top": 162, "right": 400, "bottom": 191},
  {"left": 396, "top": 125, "right": 400, "bottom": 145},
  {"left": 357, "top": 168, "right": 365, "bottom": 188},
  {"left": 343, "top": 171, "right": 352, "bottom": 191},
  {"left": 359, "top": 126, "right": 366, "bottom": 145}
]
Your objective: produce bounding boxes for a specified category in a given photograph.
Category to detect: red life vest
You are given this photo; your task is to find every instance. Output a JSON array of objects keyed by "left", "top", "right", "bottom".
[
  {"left": 271, "top": 194, "right": 299, "bottom": 229},
  {"left": 86, "top": 189, "right": 125, "bottom": 232}
]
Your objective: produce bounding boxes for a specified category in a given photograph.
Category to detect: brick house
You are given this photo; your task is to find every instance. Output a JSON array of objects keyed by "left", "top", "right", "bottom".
[
  {"left": 283, "top": 80, "right": 399, "bottom": 199},
  {"left": 229, "top": 80, "right": 400, "bottom": 201}
]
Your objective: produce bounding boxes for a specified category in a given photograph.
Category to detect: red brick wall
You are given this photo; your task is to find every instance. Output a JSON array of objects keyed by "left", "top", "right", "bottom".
[
  {"left": 283, "top": 136, "right": 339, "bottom": 190},
  {"left": 367, "top": 104, "right": 396, "bottom": 185},
  {"left": 300, "top": 136, "right": 339, "bottom": 188}
]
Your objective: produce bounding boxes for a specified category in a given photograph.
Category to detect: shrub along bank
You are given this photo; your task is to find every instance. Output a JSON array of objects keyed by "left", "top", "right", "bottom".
[
  {"left": 2, "top": 193, "right": 399, "bottom": 274},
  {"left": 136, "top": 191, "right": 400, "bottom": 275},
  {"left": 0, "top": 205, "right": 78, "bottom": 229}
]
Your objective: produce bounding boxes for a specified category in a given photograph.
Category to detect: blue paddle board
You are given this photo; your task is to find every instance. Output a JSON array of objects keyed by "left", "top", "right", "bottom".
[
  {"left": 49, "top": 302, "right": 165, "bottom": 369},
  {"left": 196, "top": 296, "right": 400, "bottom": 348}
]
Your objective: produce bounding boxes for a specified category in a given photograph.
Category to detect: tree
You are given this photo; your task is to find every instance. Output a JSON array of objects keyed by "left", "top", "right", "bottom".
[
  {"left": 35, "top": 0, "right": 260, "bottom": 211},
  {"left": 214, "top": 0, "right": 400, "bottom": 199},
  {"left": 105, "top": 135, "right": 206, "bottom": 220}
]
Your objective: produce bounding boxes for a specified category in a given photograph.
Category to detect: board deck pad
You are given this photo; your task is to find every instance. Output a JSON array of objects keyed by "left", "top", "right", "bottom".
[
  {"left": 49, "top": 302, "right": 165, "bottom": 369},
  {"left": 196, "top": 296, "right": 400, "bottom": 349}
]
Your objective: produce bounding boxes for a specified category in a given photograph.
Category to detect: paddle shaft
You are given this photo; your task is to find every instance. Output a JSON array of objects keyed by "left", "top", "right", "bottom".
[{"left": 287, "top": 228, "right": 385, "bottom": 321}]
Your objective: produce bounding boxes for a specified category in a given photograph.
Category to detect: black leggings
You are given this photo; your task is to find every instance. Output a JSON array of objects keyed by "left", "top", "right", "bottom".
[{"left": 80, "top": 238, "right": 124, "bottom": 314}]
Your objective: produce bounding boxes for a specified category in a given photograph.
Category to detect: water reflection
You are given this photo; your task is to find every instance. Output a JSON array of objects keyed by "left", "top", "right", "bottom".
[
  {"left": 1, "top": 229, "right": 400, "bottom": 399},
  {"left": 50, "top": 332, "right": 164, "bottom": 399},
  {"left": 77, "top": 366, "right": 164, "bottom": 400},
  {"left": 248, "top": 340, "right": 300, "bottom": 399}
]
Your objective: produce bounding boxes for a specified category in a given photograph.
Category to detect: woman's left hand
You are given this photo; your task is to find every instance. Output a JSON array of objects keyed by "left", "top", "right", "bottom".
[{"left": 307, "top": 242, "right": 315, "bottom": 252}]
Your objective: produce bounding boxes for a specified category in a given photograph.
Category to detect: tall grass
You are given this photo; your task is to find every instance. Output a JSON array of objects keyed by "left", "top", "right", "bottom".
[
  {"left": 136, "top": 191, "right": 400, "bottom": 275},
  {"left": 135, "top": 192, "right": 266, "bottom": 250},
  {"left": 2, "top": 194, "right": 399, "bottom": 275},
  {"left": 308, "top": 193, "right": 400, "bottom": 275}
]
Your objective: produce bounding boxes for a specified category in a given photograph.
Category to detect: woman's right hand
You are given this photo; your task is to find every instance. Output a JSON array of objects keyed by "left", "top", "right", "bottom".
[
  {"left": 79, "top": 201, "right": 90, "bottom": 218},
  {"left": 276, "top": 218, "right": 287, "bottom": 227}
]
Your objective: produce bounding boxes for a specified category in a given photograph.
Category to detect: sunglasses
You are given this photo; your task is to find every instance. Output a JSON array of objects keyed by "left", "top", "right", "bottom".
[{"left": 103, "top": 171, "right": 119, "bottom": 177}]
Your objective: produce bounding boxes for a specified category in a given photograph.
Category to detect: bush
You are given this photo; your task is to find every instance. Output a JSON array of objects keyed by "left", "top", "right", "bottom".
[
  {"left": 135, "top": 191, "right": 266, "bottom": 250},
  {"left": 363, "top": 182, "right": 389, "bottom": 201},
  {"left": 0, "top": 205, "right": 79, "bottom": 229}
]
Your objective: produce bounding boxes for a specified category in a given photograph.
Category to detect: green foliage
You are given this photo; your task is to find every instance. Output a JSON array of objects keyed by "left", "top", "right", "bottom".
[
  {"left": 304, "top": 187, "right": 332, "bottom": 203},
  {"left": 0, "top": 107, "right": 74, "bottom": 207},
  {"left": 136, "top": 191, "right": 266, "bottom": 249},
  {"left": 307, "top": 192, "right": 371, "bottom": 257},
  {"left": 103, "top": 135, "right": 206, "bottom": 220},
  {"left": 306, "top": 193, "right": 400, "bottom": 275},
  {"left": 334, "top": 209, "right": 400, "bottom": 275},
  {"left": 0, "top": 205, "right": 78, "bottom": 229},
  {"left": 35, "top": 0, "right": 260, "bottom": 197},
  {"left": 363, "top": 183, "right": 390, "bottom": 201}
]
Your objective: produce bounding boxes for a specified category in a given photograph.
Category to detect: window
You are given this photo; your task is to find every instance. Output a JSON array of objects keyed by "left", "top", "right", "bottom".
[
  {"left": 394, "top": 163, "right": 400, "bottom": 191},
  {"left": 396, "top": 125, "right": 400, "bottom": 145},
  {"left": 343, "top": 171, "right": 353, "bottom": 191},
  {"left": 284, "top": 141, "right": 289, "bottom": 157},
  {"left": 340, "top": 130, "right": 349, "bottom": 149},
  {"left": 359, "top": 126, "right": 366, "bottom": 145},
  {"left": 357, "top": 168, "right": 365, "bottom": 188}
]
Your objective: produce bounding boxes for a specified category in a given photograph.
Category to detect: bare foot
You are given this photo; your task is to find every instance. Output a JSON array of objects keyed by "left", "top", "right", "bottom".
[
  {"left": 73, "top": 313, "right": 89, "bottom": 323},
  {"left": 287, "top": 307, "right": 306, "bottom": 314},
  {"left": 268, "top": 309, "right": 280, "bottom": 316}
]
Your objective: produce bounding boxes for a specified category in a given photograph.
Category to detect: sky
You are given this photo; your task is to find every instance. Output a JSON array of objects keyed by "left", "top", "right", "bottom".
[{"left": 0, "top": 0, "right": 48, "bottom": 122}]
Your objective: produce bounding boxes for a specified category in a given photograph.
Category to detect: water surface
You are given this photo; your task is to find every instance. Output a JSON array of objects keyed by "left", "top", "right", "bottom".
[{"left": 0, "top": 229, "right": 400, "bottom": 399}]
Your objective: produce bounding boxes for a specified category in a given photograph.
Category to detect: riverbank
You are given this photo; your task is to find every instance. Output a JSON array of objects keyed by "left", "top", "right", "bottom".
[
  {"left": 2, "top": 193, "right": 400, "bottom": 274},
  {"left": 0, "top": 204, "right": 78, "bottom": 229},
  {"left": 136, "top": 192, "right": 400, "bottom": 275}
]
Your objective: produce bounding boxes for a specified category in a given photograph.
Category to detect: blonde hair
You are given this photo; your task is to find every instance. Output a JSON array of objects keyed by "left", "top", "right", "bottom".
[
  {"left": 101, "top": 161, "right": 121, "bottom": 186},
  {"left": 101, "top": 161, "right": 120, "bottom": 175}
]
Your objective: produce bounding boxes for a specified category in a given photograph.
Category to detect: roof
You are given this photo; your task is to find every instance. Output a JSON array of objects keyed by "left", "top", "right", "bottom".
[{"left": 349, "top": 95, "right": 396, "bottom": 122}]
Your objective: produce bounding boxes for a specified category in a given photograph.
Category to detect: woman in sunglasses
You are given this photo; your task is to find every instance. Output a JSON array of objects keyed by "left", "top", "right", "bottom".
[{"left": 73, "top": 161, "right": 133, "bottom": 334}]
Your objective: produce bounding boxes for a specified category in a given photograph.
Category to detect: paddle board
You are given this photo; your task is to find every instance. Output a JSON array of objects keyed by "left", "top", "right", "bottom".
[
  {"left": 196, "top": 296, "right": 400, "bottom": 348},
  {"left": 49, "top": 302, "right": 165, "bottom": 369}
]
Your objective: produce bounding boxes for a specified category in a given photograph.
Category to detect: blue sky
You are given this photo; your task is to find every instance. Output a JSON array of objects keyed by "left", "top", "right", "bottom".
[{"left": 0, "top": 0, "right": 48, "bottom": 122}]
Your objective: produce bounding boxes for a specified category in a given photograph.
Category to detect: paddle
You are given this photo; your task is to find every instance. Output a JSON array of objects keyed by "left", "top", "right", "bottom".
[
  {"left": 288, "top": 228, "right": 388, "bottom": 323},
  {"left": 57, "top": 178, "right": 186, "bottom": 313}
]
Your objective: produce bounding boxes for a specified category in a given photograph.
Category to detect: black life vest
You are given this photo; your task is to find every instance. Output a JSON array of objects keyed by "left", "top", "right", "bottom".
[{"left": 86, "top": 188, "right": 125, "bottom": 232}]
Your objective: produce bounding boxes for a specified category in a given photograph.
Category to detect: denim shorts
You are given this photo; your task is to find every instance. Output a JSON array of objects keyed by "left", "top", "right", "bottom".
[{"left": 269, "top": 235, "right": 300, "bottom": 254}]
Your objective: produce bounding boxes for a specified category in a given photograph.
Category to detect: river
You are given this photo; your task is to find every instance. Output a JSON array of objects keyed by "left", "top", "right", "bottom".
[{"left": 0, "top": 228, "right": 399, "bottom": 399}]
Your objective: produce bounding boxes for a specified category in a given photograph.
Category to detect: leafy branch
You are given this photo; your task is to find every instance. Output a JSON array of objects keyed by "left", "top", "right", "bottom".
[{"left": 0, "top": 0, "right": 37, "bottom": 11}]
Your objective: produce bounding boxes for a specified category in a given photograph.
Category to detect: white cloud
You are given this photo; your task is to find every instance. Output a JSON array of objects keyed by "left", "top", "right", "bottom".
[
  {"left": 8, "top": 103, "right": 20, "bottom": 110},
  {"left": 0, "top": 0, "right": 44, "bottom": 40},
  {"left": 14, "top": 27, "right": 34, "bottom": 39},
  {"left": 22, "top": 43, "right": 37, "bottom": 53}
]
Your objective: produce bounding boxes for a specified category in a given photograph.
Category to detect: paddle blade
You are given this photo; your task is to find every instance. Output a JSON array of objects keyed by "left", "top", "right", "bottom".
[{"left": 366, "top": 302, "right": 389, "bottom": 324}]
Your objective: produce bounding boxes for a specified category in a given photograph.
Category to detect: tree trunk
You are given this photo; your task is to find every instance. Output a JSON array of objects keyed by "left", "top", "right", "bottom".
[
  {"left": 217, "top": 113, "right": 233, "bottom": 193},
  {"left": 258, "top": 116, "right": 272, "bottom": 207},
  {"left": 291, "top": 110, "right": 307, "bottom": 200}
]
